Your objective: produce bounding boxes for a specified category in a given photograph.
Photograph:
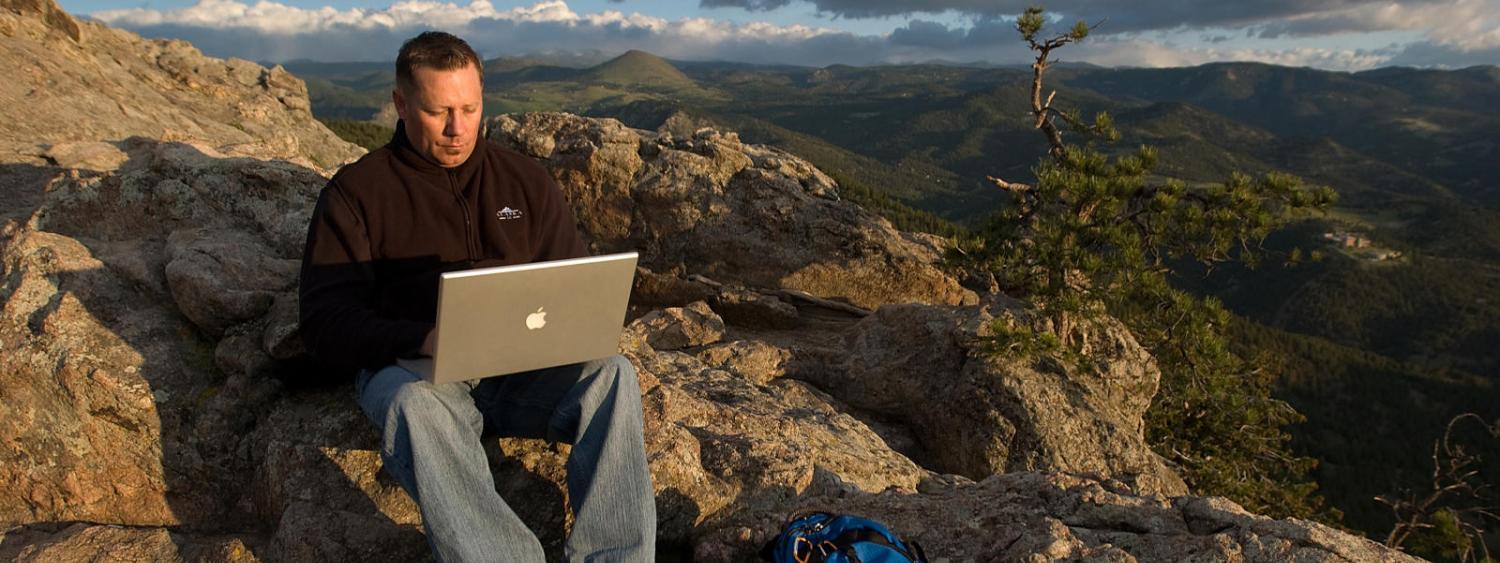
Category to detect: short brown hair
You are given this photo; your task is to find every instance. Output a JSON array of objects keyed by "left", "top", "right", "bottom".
[{"left": 396, "top": 31, "right": 484, "bottom": 92}]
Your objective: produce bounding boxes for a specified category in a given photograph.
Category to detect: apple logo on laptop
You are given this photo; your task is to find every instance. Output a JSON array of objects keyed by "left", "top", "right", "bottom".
[{"left": 526, "top": 307, "right": 547, "bottom": 330}]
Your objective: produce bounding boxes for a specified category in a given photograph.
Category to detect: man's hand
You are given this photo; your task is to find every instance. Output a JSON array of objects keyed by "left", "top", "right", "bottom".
[{"left": 420, "top": 329, "right": 435, "bottom": 356}]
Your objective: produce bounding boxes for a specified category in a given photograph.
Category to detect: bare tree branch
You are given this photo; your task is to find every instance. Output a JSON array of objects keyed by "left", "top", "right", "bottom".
[{"left": 1381, "top": 413, "right": 1499, "bottom": 561}]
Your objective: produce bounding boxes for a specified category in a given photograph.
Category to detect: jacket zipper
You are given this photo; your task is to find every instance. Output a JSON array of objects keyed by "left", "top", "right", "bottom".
[{"left": 448, "top": 169, "right": 477, "bottom": 263}]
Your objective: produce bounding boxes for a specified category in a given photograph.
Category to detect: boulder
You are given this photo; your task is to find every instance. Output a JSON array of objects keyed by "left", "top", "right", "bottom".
[
  {"left": 37, "top": 139, "right": 328, "bottom": 256},
  {"left": 805, "top": 300, "right": 1187, "bottom": 495},
  {"left": 629, "top": 266, "right": 716, "bottom": 307},
  {"left": 164, "top": 229, "right": 298, "bottom": 337},
  {"left": 696, "top": 472, "right": 1422, "bottom": 563},
  {"left": 0, "top": 0, "right": 79, "bottom": 42},
  {"left": 695, "top": 340, "right": 791, "bottom": 386},
  {"left": 709, "top": 287, "right": 800, "bottom": 330},
  {"left": 43, "top": 141, "right": 129, "bottom": 172},
  {"left": 0, "top": 0, "right": 361, "bottom": 170},
  {"left": 628, "top": 344, "right": 928, "bottom": 542},
  {"left": 0, "top": 523, "right": 260, "bottom": 563},
  {"left": 622, "top": 301, "right": 726, "bottom": 351},
  {"left": 489, "top": 113, "right": 977, "bottom": 310},
  {"left": 0, "top": 224, "right": 205, "bottom": 527},
  {"left": 248, "top": 391, "right": 430, "bottom": 561}
]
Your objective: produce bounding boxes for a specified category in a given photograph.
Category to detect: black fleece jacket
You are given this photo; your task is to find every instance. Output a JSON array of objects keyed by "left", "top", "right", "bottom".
[{"left": 298, "top": 121, "right": 588, "bottom": 371}]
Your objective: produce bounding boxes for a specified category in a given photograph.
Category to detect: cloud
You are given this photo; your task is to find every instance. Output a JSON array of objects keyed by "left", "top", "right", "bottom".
[
  {"left": 888, "top": 17, "right": 1014, "bottom": 50},
  {"left": 1072, "top": 38, "right": 1398, "bottom": 71},
  {"left": 694, "top": 0, "right": 1498, "bottom": 46},
  {"left": 84, "top": 0, "right": 1494, "bottom": 69},
  {"left": 1387, "top": 40, "right": 1500, "bottom": 67},
  {"left": 699, "top": 0, "right": 795, "bottom": 12},
  {"left": 92, "top": 0, "right": 872, "bottom": 64},
  {"left": 700, "top": 0, "right": 1014, "bottom": 19},
  {"left": 1251, "top": 0, "right": 1500, "bottom": 51},
  {"left": 98, "top": 0, "right": 594, "bottom": 31},
  {"left": 887, "top": 19, "right": 965, "bottom": 50},
  {"left": 880, "top": 17, "right": 1399, "bottom": 71}
]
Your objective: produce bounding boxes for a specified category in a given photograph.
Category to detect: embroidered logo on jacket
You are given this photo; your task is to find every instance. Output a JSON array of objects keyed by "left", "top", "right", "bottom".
[{"left": 496, "top": 207, "right": 524, "bottom": 221}]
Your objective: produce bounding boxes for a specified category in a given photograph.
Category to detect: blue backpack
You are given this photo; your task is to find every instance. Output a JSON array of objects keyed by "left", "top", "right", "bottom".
[{"left": 759, "top": 512, "right": 929, "bottom": 563}]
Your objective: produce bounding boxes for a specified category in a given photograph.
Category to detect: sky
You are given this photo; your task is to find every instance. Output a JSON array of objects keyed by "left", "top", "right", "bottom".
[{"left": 57, "top": 0, "right": 1500, "bottom": 70}]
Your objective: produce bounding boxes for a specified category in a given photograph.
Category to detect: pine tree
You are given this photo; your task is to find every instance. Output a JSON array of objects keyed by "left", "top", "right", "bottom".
[{"left": 953, "top": 6, "right": 1338, "bottom": 519}]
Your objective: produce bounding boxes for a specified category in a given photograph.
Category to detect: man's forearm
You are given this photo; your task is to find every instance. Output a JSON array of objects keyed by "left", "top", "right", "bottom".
[{"left": 301, "top": 300, "right": 433, "bottom": 368}]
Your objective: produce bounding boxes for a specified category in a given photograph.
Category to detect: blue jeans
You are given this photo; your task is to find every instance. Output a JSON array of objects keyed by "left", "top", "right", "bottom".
[{"left": 355, "top": 355, "right": 656, "bottom": 562}]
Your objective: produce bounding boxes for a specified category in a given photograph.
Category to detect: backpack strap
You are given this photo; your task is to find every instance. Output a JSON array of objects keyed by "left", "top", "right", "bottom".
[
  {"left": 829, "top": 528, "right": 923, "bottom": 562},
  {"left": 760, "top": 512, "right": 929, "bottom": 563},
  {"left": 832, "top": 528, "right": 899, "bottom": 549},
  {"left": 760, "top": 512, "right": 841, "bottom": 562},
  {"left": 909, "top": 540, "right": 928, "bottom": 563}
]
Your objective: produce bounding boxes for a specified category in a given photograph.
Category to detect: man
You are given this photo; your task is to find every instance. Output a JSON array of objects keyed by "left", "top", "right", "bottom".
[{"left": 298, "top": 31, "right": 655, "bottom": 562}]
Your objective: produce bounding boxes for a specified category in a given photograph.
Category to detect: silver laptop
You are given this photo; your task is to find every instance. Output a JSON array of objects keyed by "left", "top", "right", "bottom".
[{"left": 397, "top": 252, "right": 638, "bottom": 384}]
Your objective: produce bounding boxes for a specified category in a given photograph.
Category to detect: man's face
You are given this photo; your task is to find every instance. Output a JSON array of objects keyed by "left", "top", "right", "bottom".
[{"left": 393, "top": 63, "right": 483, "bottom": 168}]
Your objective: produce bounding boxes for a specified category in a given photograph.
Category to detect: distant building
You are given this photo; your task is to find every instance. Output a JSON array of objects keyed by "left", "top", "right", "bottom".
[
  {"left": 1341, "top": 234, "right": 1372, "bottom": 248},
  {"left": 1324, "top": 231, "right": 1371, "bottom": 248}
]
